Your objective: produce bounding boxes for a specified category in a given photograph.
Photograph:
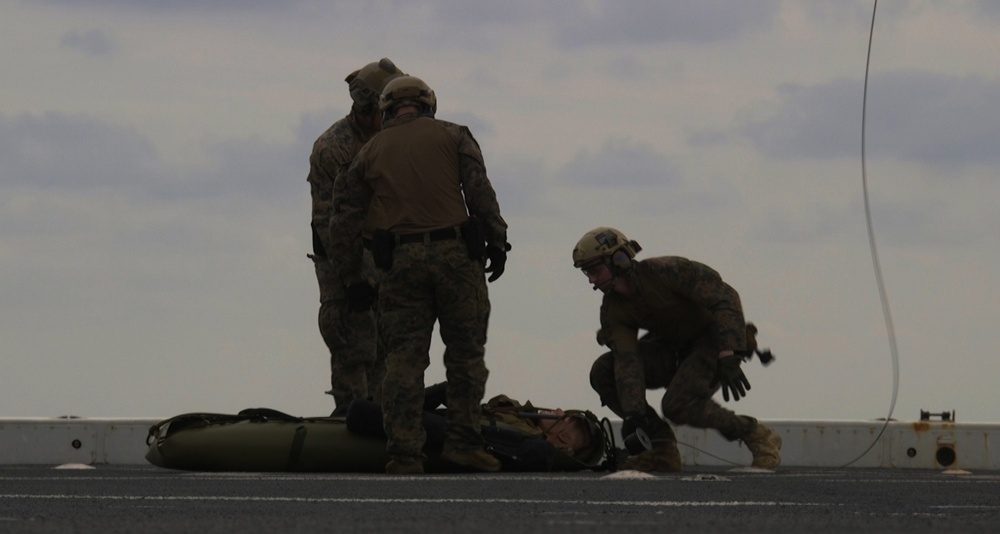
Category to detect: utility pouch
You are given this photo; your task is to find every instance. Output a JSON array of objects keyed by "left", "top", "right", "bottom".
[
  {"left": 461, "top": 217, "right": 487, "bottom": 261},
  {"left": 372, "top": 229, "right": 395, "bottom": 270},
  {"left": 311, "top": 222, "right": 327, "bottom": 258}
]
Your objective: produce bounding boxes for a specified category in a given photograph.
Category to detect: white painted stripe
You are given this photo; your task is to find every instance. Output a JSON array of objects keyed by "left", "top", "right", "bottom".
[
  {"left": 0, "top": 494, "right": 818, "bottom": 507},
  {"left": 932, "top": 505, "right": 1000, "bottom": 510}
]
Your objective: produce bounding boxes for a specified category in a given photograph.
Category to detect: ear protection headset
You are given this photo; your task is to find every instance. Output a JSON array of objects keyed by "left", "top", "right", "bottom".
[
  {"left": 607, "top": 239, "right": 642, "bottom": 276},
  {"left": 610, "top": 249, "right": 632, "bottom": 273}
]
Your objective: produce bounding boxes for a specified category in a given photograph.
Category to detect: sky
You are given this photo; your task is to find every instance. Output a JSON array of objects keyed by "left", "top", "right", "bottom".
[{"left": 2, "top": 0, "right": 999, "bottom": 425}]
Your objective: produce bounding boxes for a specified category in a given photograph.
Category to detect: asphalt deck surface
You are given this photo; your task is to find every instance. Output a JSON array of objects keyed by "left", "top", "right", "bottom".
[{"left": 1, "top": 465, "right": 998, "bottom": 533}]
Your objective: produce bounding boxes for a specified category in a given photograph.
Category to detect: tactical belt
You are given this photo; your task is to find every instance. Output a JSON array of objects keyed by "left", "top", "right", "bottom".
[
  {"left": 398, "top": 227, "right": 458, "bottom": 244},
  {"left": 363, "top": 227, "right": 460, "bottom": 250}
]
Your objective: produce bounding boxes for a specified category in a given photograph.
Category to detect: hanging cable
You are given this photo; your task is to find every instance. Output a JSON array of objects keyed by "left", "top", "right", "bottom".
[
  {"left": 838, "top": 0, "right": 901, "bottom": 468},
  {"left": 605, "top": 1, "right": 901, "bottom": 471}
]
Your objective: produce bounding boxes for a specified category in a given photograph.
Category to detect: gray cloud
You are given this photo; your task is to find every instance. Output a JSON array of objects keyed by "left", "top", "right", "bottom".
[
  {"left": 752, "top": 199, "right": 860, "bottom": 246},
  {"left": 42, "top": 0, "right": 302, "bottom": 11},
  {"left": 483, "top": 156, "right": 547, "bottom": 217},
  {"left": 553, "top": 0, "right": 780, "bottom": 47},
  {"left": 0, "top": 112, "right": 165, "bottom": 191},
  {"left": 741, "top": 77, "right": 861, "bottom": 160},
  {"left": 37, "top": 1, "right": 782, "bottom": 60},
  {"left": 183, "top": 136, "right": 307, "bottom": 204},
  {"left": 742, "top": 71, "right": 1000, "bottom": 166},
  {"left": 0, "top": 110, "right": 312, "bottom": 210},
  {"left": 429, "top": 0, "right": 538, "bottom": 27},
  {"left": 971, "top": 0, "right": 1000, "bottom": 20},
  {"left": 555, "top": 137, "right": 678, "bottom": 188},
  {"left": 866, "top": 73, "right": 1000, "bottom": 165},
  {"left": 60, "top": 29, "right": 116, "bottom": 57}
]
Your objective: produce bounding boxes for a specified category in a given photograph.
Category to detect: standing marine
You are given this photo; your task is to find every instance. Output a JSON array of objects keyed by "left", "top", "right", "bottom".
[
  {"left": 306, "top": 58, "right": 403, "bottom": 415},
  {"left": 572, "top": 227, "right": 781, "bottom": 472},
  {"left": 331, "top": 75, "right": 510, "bottom": 474}
]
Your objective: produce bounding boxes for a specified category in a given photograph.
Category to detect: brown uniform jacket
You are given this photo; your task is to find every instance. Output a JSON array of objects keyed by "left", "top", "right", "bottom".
[{"left": 331, "top": 114, "right": 507, "bottom": 282}]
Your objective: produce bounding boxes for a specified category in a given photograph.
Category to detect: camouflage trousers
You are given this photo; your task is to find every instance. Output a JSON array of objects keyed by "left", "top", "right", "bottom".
[
  {"left": 590, "top": 333, "right": 756, "bottom": 441},
  {"left": 313, "top": 254, "right": 383, "bottom": 409},
  {"left": 377, "top": 238, "right": 491, "bottom": 462}
]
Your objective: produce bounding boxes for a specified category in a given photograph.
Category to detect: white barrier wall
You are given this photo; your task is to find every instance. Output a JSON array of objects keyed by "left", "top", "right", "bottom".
[
  {"left": 670, "top": 420, "right": 998, "bottom": 470},
  {"left": 0, "top": 418, "right": 153, "bottom": 465},
  {"left": 2, "top": 417, "right": 997, "bottom": 470}
]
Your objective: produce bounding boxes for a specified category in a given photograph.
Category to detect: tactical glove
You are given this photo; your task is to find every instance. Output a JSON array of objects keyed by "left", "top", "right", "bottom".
[
  {"left": 484, "top": 244, "right": 508, "bottom": 283},
  {"left": 345, "top": 282, "right": 376, "bottom": 312},
  {"left": 717, "top": 354, "right": 751, "bottom": 402}
]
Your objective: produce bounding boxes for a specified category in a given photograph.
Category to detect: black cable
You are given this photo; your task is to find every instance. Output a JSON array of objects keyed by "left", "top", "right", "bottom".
[
  {"left": 675, "top": 1, "right": 899, "bottom": 469},
  {"left": 839, "top": 0, "right": 900, "bottom": 468},
  {"left": 607, "top": 1, "right": 900, "bottom": 471}
]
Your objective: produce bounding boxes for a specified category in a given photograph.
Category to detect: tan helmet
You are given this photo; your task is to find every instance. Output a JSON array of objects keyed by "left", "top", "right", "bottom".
[
  {"left": 379, "top": 75, "right": 437, "bottom": 116},
  {"left": 345, "top": 58, "right": 403, "bottom": 108},
  {"left": 572, "top": 227, "right": 642, "bottom": 271}
]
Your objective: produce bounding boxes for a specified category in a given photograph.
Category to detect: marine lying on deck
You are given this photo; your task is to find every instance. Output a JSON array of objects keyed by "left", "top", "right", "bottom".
[{"left": 145, "top": 386, "right": 608, "bottom": 473}]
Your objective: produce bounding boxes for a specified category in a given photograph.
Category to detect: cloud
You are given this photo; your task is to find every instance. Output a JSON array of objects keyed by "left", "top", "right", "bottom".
[
  {"left": 183, "top": 136, "right": 307, "bottom": 204},
  {"left": 971, "top": 0, "right": 1000, "bottom": 20},
  {"left": 0, "top": 110, "right": 310, "bottom": 206},
  {"left": 553, "top": 0, "right": 781, "bottom": 47},
  {"left": 484, "top": 156, "right": 548, "bottom": 217},
  {"left": 742, "top": 71, "right": 1000, "bottom": 166},
  {"left": 866, "top": 73, "right": 1000, "bottom": 165},
  {"left": 554, "top": 137, "right": 678, "bottom": 188},
  {"left": 60, "top": 29, "right": 116, "bottom": 57},
  {"left": 429, "top": 0, "right": 539, "bottom": 28},
  {"left": 42, "top": 0, "right": 301, "bottom": 12},
  {"left": 0, "top": 112, "right": 165, "bottom": 191}
]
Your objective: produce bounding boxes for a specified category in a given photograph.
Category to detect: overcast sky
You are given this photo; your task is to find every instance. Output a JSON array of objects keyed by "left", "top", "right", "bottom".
[{"left": 2, "top": 1, "right": 999, "bottom": 426}]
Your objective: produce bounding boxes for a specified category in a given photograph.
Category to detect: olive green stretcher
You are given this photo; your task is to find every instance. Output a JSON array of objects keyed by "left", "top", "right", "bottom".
[{"left": 145, "top": 404, "right": 607, "bottom": 473}]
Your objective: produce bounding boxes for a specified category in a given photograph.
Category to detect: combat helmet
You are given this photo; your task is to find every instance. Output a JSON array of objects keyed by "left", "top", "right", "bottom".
[
  {"left": 572, "top": 227, "right": 642, "bottom": 273},
  {"left": 345, "top": 58, "right": 403, "bottom": 110},
  {"left": 379, "top": 75, "right": 437, "bottom": 117}
]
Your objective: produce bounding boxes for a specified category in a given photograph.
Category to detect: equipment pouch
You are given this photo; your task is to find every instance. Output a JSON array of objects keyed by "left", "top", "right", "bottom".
[
  {"left": 461, "top": 217, "right": 487, "bottom": 261},
  {"left": 311, "top": 222, "right": 327, "bottom": 258},
  {"left": 372, "top": 229, "right": 395, "bottom": 270}
]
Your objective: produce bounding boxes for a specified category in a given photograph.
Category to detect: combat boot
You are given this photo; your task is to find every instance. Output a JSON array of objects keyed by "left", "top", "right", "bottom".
[
  {"left": 385, "top": 459, "right": 425, "bottom": 475},
  {"left": 622, "top": 427, "right": 682, "bottom": 473},
  {"left": 743, "top": 423, "right": 782, "bottom": 469},
  {"left": 441, "top": 447, "right": 501, "bottom": 472}
]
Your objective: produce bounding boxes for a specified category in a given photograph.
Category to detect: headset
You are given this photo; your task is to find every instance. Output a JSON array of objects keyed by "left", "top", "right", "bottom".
[{"left": 610, "top": 249, "right": 633, "bottom": 273}]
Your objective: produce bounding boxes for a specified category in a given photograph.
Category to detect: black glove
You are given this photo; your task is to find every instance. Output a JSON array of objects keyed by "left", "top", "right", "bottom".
[
  {"left": 717, "top": 354, "right": 751, "bottom": 402},
  {"left": 484, "top": 244, "right": 508, "bottom": 283},
  {"left": 345, "top": 282, "right": 376, "bottom": 312}
]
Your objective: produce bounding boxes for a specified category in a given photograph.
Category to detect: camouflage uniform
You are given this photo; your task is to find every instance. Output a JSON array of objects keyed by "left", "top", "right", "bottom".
[
  {"left": 307, "top": 114, "right": 383, "bottom": 411},
  {"left": 331, "top": 114, "right": 507, "bottom": 465},
  {"left": 589, "top": 256, "right": 758, "bottom": 442}
]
